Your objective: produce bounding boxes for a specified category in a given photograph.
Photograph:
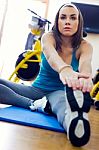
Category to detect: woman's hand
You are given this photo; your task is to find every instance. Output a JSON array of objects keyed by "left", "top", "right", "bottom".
[
  {"left": 79, "top": 77, "right": 93, "bottom": 92},
  {"left": 59, "top": 67, "right": 93, "bottom": 91},
  {"left": 59, "top": 67, "right": 80, "bottom": 90}
]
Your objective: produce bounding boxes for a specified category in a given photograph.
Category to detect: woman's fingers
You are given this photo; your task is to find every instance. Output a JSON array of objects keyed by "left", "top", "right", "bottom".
[
  {"left": 79, "top": 78, "right": 93, "bottom": 92},
  {"left": 61, "top": 76, "right": 80, "bottom": 90},
  {"left": 59, "top": 71, "right": 93, "bottom": 92},
  {"left": 65, "top": 77, "right": 72, "bottom": 87}
]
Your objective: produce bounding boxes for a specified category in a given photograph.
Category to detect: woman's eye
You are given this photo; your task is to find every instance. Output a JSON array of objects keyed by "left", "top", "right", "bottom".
[
  {"left": 60, "top": 16, "right": 66, "bottom": 19},
  {"left": 71, "top": 16, "right": 77, "bottom": 20}
]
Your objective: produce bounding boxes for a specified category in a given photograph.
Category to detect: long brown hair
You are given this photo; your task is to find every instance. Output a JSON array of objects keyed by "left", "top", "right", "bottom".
[{"left": 52, "top": 3, "right": 84, "bottom": 51}]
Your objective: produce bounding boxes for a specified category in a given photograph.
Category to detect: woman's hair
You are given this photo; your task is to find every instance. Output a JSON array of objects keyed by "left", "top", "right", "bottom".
[{"left": 52, "top": 3, "right": 84, "bottom": 51}]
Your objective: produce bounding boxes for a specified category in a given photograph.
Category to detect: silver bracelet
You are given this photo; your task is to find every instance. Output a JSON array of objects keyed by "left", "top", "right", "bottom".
[{"left": 59, "top": 65, "right": 72, "bottom": 74}]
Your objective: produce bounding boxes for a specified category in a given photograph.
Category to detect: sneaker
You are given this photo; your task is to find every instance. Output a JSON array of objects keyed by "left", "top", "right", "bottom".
[
  {"left": 29, "top": 97, "right": 52, "bottom": 114},
  {"left": 65, "top": 86, "right": 91, "bottom": 147}
]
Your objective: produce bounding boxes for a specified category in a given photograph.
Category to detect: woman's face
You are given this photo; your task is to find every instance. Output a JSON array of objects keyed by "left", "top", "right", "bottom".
[{"left": 58, "top": 6, "right": 79, "bottom": 36}]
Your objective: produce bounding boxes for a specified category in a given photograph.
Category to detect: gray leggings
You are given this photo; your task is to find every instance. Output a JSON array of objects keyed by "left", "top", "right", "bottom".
[
  {"left": 0, "top": 78, "right": 66, "bottom": 126},
  {"left": 0, "top": 79, "right": 48, "bottom": 108},
  {"left": 47, "top": 90, "right": 66, "bottom": 125}
]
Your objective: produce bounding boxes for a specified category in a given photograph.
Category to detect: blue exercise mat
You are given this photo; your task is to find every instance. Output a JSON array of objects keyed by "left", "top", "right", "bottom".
[{"left": 0, "top": 106, "right": 64, "bottom": 132}]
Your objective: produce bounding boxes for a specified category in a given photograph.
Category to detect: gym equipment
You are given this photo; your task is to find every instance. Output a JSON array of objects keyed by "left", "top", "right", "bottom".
[
  {"left": 90, "top": 69, "right": 99, "bottom": 110},
  {"left": 9, "top": 9, "right": 51, "bottom": 82}
]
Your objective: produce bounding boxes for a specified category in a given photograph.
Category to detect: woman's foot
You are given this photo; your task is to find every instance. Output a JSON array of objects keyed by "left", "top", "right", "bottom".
[
  {"left": 29, "top": 97, "right": 52, "bottom": 114},
  {"left": 64, "top": 86, "right": 91, "bottom": 147}
]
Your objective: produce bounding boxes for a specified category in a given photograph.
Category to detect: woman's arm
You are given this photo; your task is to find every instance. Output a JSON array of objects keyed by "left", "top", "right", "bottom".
[
  {"left": 78, "top": 40, "right": 93, "bottom": 92},
  {"left": 41, "top": 33, "right": 92, "bottom": 90},
  {"left": 79, "top": 40, "right": 93, "bottom": 76},
  {"left": 41, "top": 32, "right": 72, "bottom": 73}
]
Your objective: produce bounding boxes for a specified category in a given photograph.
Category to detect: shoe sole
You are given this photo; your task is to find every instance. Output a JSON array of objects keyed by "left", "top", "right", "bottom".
[{"left": 66, "top": 86, "right": 91, "bottom": 147}]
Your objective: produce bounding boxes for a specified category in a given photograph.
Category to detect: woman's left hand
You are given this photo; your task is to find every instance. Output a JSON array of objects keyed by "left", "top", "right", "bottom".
[{"left": 78, "top": 77, "right": 93, "bottom": 92}]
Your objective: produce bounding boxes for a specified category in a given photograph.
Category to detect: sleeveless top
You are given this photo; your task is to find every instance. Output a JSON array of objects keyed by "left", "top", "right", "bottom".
[{"left": 32, "top": 50, "right": 79, "bottom": 92}]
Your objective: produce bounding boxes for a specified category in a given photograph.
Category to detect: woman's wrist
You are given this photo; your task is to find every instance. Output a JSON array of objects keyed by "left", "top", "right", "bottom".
[
  {"left": 80, "top": 72, "right": 92, "bottom": 78},
  {"left": 59, "top": 65, "right": 72, "bottom": 74}
]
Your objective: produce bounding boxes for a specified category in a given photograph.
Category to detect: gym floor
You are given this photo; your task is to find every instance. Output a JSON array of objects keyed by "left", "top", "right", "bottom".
[{"left": 0, "top": 105, "right": 99, "bottom": 150}]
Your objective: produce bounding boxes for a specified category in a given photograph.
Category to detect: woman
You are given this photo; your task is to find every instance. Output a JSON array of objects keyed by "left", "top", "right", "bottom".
[{"left": 0, "top": 3, "right": 93, "bottom": 147}]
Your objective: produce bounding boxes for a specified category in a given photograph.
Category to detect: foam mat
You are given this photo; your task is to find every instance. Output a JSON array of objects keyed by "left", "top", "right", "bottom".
[{"left": 0, "top": 106, "right": 64, "bottom": 132}]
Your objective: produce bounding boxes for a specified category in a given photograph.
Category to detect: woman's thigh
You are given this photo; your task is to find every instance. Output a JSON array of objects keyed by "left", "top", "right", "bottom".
[{"left": 0, "top": 78, "right": 45, "bottom": 100}]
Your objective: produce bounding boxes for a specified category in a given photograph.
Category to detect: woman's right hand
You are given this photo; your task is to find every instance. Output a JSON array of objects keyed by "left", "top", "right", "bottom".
[{"left": 59, "top": 67, "right": 80, "bottom": 90}]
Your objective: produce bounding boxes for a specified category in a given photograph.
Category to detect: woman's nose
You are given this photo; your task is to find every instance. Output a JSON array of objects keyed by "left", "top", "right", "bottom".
[{"left": 65, "top": 18, "right": 70, "bottom": 25}]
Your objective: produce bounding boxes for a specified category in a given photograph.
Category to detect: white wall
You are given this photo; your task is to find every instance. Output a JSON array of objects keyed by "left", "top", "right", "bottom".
[
  {"left": 0, "top": 0, "right": 46, "bottom": 79},
  {"left": 0, "top": 0, "right": 7, "bottom": 76},
  {"left": 86, "top": 34, "right": 99, "bottom": 76}
]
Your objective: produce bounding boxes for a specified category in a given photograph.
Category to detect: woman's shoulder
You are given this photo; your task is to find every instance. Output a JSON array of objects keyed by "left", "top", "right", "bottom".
[
  {"left": 76, "top": 39, "right": 93, "bottom": 57},
  {"left": 41, "top": 31, "right": 56, "bottom": 45},
  {"left": 42, "top": 31, "right": 54, "bottom": 38},
  {"left": 78, "top": 39, "right": 93, "bottom": 53},
  {"left": 80, "top": 39, "right": 93, "bottom": 49}
]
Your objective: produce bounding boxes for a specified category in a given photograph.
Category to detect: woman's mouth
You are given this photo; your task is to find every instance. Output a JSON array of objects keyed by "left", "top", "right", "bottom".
[{"left": 64, "top": 27, "right": 71, "bottom": 31}]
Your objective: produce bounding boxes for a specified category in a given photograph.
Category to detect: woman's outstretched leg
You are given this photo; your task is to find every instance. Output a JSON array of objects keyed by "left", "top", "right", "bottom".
[
  {"left": 0, "top": 84, "right": 32, "bottom": 108},
  {"left": 0, "top": 79, "right": 50, "bottom": 112},
  {"left": 46, "top": 88, "right": 91, "bottom": 147},
  {"left": 0, "top": 79, "right": 44, "bottom": 99}
]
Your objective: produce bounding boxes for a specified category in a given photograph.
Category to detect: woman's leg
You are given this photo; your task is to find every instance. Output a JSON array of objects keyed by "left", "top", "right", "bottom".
[
  {"left": 46, "top": 87, "right": 91, "bottom": 147},
  {"left": 46, "top": 90, "right": 66, "bottom": 125},
  {"left": 0, "top": 79, "right": 46, "bottom": 108},
  {"left": 0, "top": 79, "right": 45, "bottom": 99}
]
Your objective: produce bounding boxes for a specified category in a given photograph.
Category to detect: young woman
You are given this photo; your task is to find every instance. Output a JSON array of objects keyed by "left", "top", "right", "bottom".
[{"left": 0, "top": 3, "right": 93, "bottom": 147}]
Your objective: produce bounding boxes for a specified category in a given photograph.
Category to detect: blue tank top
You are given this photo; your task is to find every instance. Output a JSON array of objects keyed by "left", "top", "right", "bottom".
[{"left": 32, "top": 50, "right": 79, "bottom": 92}]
